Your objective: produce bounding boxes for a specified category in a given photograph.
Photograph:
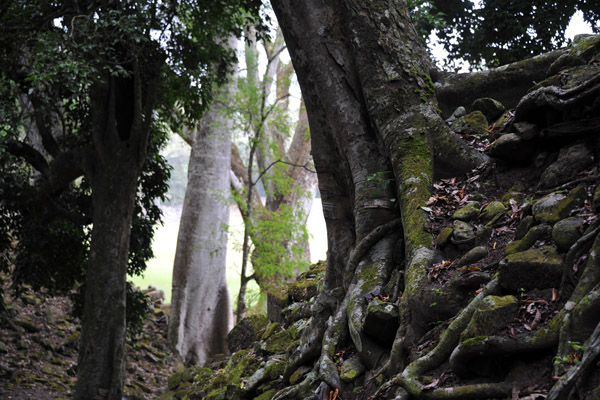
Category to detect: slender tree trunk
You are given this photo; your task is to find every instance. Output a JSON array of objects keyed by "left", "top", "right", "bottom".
[{"left": 169, "top": 38, "right": 237, "bottom": 365}]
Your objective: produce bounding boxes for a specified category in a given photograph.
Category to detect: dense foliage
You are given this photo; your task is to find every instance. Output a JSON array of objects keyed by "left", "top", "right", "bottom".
[
  {"left": 409, "top": 0, "right": 600, "bottom": 68},
  {"left": 0, "top": 0, "right": 263, "bottom": 332}
]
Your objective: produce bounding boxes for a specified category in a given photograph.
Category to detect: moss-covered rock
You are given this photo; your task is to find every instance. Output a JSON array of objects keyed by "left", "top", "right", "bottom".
[
  {"left": 287, "top": 279, "right": 319, "bottom": 303},
  {"left": 258, "top": 323, "right": 293, "bottom": 355},
  {"left": 263, "top": 360, "right": 286, "bottom": 381},
  {"left": 533, "top": 185, "right": 586, "bottom": 223},
  {"left": 168, "top": 371, "right": 184, "bottom": 391},
  {"left": 488, "top": 133, "right": 536, "bottom": 162},
  {"left": 514, "top": 215, "right": 534, "bottom": 240},
  {"left": 453, "top": 201, "right": 481, "bottom": 221},
  {"left": 156, "top": 391, "right": 177, "bottom": 400},
  {"left": 569, "top": 34, "right": 600, "bottom": 60},
  {"left": 552, "top": 217, "right": 584, "bottom": 252},
  {"left": 513, "top": 121, "right": 539, "bottom": 140},
  {"left": 498, "top": 246, "right": 564, "bottom": 290},
  {"left": 451, "top": 220, "right": 475, "bottom": 244},
  {"left": 174, "top": 387, "right": 192, "bottom": 399},
  {"left": 226, "top": 315, "right": 269, "bottom": 353},
  {"left": 288, "top": 365, "right": 312, "bottom": 385},
  {"left": 437, "top": 226, "right": 453, "bottom": 247},
  {"left": 340, "top": 356, "right": 366, "bottom": 382},
  {"left": 455, "top": 246, "right": 488, "bottom": 268},
  {"left": 451, "top": 111, "right": 489, "bottom": 136},
  {"left": 463, "top": 295, "right": 519, "bottom": 339},
  {"left": 505, "top": 224, "right": 552, "bottom": 255},
  {"left": 539, "top": 142, "right": 594, "bottom": 189},
  {"left": 480, "top": 201, "right": 507, "bottom": 224},
  {"left": 502, "top": 191, "right": 524, "bottom": 207},
  {"left": 472, "top": 97, "right": 506, "bottom": 122},
  {"left": 363, "top": 299, "right": 399, "bottom": 345}
]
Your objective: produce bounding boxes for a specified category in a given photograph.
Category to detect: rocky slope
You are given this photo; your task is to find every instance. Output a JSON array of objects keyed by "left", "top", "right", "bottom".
[
  {"left": 162, "top": 35, "right": 600, "bottom": 400},
  {"left": 0, "top": 284, "right": 178, "bottom": 399},
  {"left": 1, "top": 34, "right": 599, "bottom": 400}
]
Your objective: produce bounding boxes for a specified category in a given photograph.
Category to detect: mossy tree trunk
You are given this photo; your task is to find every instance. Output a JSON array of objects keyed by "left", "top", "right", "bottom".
[{"left": 271, "top": 0, "right": 487, "bottom": 396}]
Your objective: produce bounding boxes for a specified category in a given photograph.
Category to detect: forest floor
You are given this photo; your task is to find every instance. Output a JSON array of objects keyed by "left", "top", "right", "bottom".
[{"left": 0, "top": 281, "right": 179, "bottom": 399}]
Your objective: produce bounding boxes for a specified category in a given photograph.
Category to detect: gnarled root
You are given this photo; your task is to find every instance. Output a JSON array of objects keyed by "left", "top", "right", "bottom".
[
  {"left": 547, "top": 320, "right": 600, "bottom": 400},
  {"left": 273, "top": 370, "right": 320, "bottom": 400},
  {"left": 282, "top": 290, "right": 336, "bottom": 382}
]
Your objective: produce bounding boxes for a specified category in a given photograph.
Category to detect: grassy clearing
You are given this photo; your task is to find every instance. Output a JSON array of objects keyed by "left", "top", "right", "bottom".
[{"left": 130, "top": 199, "right": 327, "bottom": 305}]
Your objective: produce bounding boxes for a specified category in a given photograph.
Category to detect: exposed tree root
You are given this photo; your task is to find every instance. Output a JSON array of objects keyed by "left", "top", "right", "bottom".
[
  {"left": 282, "top": 291, "right": 334, "bottom": 383},
  {"left": 560, "top": 224, "right": 600, "bottom": 298},
  {"left": 536, "top": 174, "right": 600, "bottom": 195},
  {"left": 343, "top": 218, "right": 402, "bottom": 287},
  {"left": 318, "top": 284, "right": 353, "bottom": 391},
  {"left": 513, "top": 71, "right": 600, "bottom": 123},
  {"left": 273, "top": 370, "right": 320, "bottom": 400},
  {"left": 548, "top": 321, "right": 600, "bottom": 400},
  {"left": 401, "top": 379, "right": 512, "bottom": 400},
  {"left": 404, "top": 278, "right": 501, "bottom": 380},
  {"left": 282, "top": 220, "right": 402, "bottom": 385}
]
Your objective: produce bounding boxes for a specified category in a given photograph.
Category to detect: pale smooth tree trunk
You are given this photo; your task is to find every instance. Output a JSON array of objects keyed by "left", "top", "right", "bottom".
[{"left": 168, "top": 38, "right": 237, "bottom": 366}]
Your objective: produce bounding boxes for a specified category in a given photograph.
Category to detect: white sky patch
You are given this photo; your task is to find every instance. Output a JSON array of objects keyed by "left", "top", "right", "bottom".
[
  {"left": 565, "top": 11, "right": 594, "bottom": 40},
  {"left": 430, "top": 9, "right": 596, "bottom": 72}
]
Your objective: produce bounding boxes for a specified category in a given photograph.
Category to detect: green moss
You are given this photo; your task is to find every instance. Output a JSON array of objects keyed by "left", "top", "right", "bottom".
[
  {"left": 569, "top": 35, "right": 600, "bottom": 58},
  {"left": 175, "top": 388, "right": 191, "bottom": 399},
  {"left": 395, "top": 133, "right": 433, "bottom": 251},
  {"left": 453, "top": 201, "right": 481, "bottom": 221},
  {"left": 254, "top": 389, "right": 277, "bottom": 400},
  {"left": 260, "top": 327, "right": 292, "bottom": 354},
  {"left": 464, "top": 111, "right": 488, "bottom": 133},
  {"left": 287, "top": 279, "right": 318, "bottom": 303},
  {"left": 192, "top": 368, "right": 213, "bottom": 387},
  {"left": 502, "top": 191, "right": 523, "bottom": 207},
  {"left": 168, "top": 372, "right": 184, "bottom": 391},
  {"left": 535, "top": 185, "right": 586, "bottom": 223},
  {"left": 357, "top": 262, "right": 382, "bottom": 290},
  {"left": 505, "top": 225, "right": 551, "bottom": 255},
  {"left": 263, "top": 360, "right": 286, "bottom": 381},
  {"left": 436, "top": 226, "right": 453, "bottom": 247},
  {"left": 417, "top": 73, "right": 435, "bottom": 102},
  {"left": 261, "top": 323, "right": 281, "bottom": 340},
  {"left": 462, "top": 336, "right": 489, "bottom": 347},
  {"left": 205, "top": 387, "right": 227, "bottom": 400}
]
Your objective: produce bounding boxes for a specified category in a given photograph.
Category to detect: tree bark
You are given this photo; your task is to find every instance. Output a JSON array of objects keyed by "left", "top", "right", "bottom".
[
  {"left": 169, "top": 38, "right": 237, "bottom": 365},
  {"left": 76, "top": 63, "right": 156, "bottom": 399},
  {"left": 271, "top": 0, "right": 487, "bottom": 396}
]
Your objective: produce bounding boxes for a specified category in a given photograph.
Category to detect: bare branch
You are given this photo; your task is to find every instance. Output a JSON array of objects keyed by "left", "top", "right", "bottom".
[{"left": 252, "top": 158, "right": 316, "bottom": 186}]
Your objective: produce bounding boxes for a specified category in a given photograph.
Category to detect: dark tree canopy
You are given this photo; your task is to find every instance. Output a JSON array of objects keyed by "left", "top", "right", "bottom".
[
  {"left": 0, "top": 0, "right": 262, "bottom": 299},
  {"left": 0, "top": 1, "right": 264, "bottom": 398},
  {"left": 410, "top": 0, "right": 600, "bottom": 68}
]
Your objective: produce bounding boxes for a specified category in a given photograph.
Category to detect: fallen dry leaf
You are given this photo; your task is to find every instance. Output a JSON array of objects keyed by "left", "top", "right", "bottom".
[{"left": 421, "top": 378, "right": 440, "bottom": 390}]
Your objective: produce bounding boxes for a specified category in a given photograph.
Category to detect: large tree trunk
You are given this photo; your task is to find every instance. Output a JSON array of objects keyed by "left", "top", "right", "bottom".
[
  {"left": 271, "top": 0, "right": 487, "bottom": 397},
  {"left": 169, "top": 38, "right": 237, "bottom": 365},
  {"left": 76, "top": 66, "right": 155, "bottom": 399}
]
